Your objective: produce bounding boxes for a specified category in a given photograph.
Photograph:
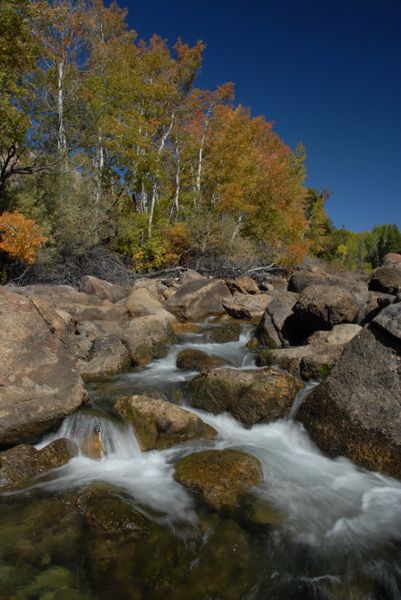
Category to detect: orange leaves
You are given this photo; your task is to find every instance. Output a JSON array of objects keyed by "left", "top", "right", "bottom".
[{"left": 0, "top": 212, "right": 47, "bottom": 263}]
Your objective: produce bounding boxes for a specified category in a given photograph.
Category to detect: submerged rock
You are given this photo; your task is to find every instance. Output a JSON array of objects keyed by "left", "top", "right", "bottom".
[
  {"left": 187, "top": 367, "right": 301, "bottom": 426},
  {"left": 176, "top": 348, "right": 225, "bottom": 371},
  {"left": 222, "top": 292, "right": 272, "bottom": 320},
  {"left": 0, "top": 438, "right": 77, "bottom": 490},
  {"left": 114, "top": 395, "right": 217, "bottom": 451},
  {"left": 298, "top": 315, "right": 401, "bottom": 478},
  {"left": 0, "top": 289, "right": 87, "bottom": 445},
  {"left": 165, "top": 278, "right": 230, "bottom": 321},
  {"left": 174, "top": 449, "right": 263, "bottom": 510}
]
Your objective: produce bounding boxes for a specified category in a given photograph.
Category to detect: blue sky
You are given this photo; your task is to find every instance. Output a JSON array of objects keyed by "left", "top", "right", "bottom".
[{"left": 122, "top": 0, "right": 401, "bottom": 232}]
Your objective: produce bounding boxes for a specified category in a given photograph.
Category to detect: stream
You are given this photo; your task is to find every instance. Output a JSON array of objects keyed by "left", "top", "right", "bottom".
[{"left": 1, "top": 317, "right": 401, "bottom": 599}]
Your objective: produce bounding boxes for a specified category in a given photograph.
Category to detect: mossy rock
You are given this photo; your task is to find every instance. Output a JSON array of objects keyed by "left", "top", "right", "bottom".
[
  {"left": 187, "top": 367, "right": 302, "bottom": 426},
  {"left": 176, "top": 348, "right": 226, "bottom": 371},
  {"left": 174, "top": 449, "right": 263, "bottom": 510},
  {"left": 114, "top": 395, "right": 217, "bottom": 451}
]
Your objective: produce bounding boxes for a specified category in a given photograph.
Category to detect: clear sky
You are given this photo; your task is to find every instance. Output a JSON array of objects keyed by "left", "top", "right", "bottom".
[{"left": 121, "top": 0, "right": 401, "bottom": 232}]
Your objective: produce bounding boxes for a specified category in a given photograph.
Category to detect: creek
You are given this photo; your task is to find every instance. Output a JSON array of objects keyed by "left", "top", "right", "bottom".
[{"left": 1, "top": 317, "right": 401, "bottom": 599}]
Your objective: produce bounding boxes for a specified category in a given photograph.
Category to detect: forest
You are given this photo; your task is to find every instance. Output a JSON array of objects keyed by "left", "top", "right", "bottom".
[{"left": 1, "top": 0, "right": 400, "bottom": 279}]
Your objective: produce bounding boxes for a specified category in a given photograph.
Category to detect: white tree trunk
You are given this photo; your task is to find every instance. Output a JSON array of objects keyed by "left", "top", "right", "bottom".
[
  {"left": 57, "top": 60, "right": 67, "bottom": 154},
  {"left": 170, "top": 143, "right": 181, "bottom": 220},
  {"left": 148, "top": 114, "right": 175, "bottom": 238}
]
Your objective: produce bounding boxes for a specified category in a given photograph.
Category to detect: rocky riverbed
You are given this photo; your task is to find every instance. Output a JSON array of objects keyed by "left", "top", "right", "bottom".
[{"left": 0, "top": 258, "right": 400, "bottom": 599}]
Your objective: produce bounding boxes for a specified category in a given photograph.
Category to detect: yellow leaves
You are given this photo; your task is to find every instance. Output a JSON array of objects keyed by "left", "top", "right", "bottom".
[{"left": 0, "top": 211, "right": 47, "bottom": 263}]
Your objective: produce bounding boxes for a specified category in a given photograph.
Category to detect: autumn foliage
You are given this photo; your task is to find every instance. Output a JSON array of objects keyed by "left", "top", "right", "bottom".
[{"left": 0, "top": 212, "right": 47, "bottom": 263}]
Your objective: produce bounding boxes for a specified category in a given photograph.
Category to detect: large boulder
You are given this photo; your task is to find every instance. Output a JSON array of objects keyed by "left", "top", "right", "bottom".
[
  {"left": 255, "top": 292, "right": 299, "bottom": 347},
  {"left": 226, "top": 276, "right": 260, "bottom": 295},
  {"left": 0, "top": 438, "right": 77, "bottom": 490},
  {"left": 293, "top": 284, "right": 360, "bottom": 337},
  {"left": 176, "top": 348, "right": 226, "bottom": 371},
  {"left": 372, "top": 302, "right": 401, "bottom": 344},
  {"left": 123, "top": 314, "right": 176, "bottom": 365},
  {"left": 298, "top": 313, "right": 401, "bottom": 478},
  {"left": 77, "top": 335, "right": 131, "bottom": 379},
  {"left": 80, "top": 275, "right": 126, "bottom": 303},
  {"left": 257, "top": 324, "right": 362, "bottom": 380},
  {"left": 174, "top": 449, "right": 262, "bottom": 510},
  {"left": 187, "top": 367, "right": 301, "bottom": 426},
  {"left": 114, "top": 395, "right": 217, "bottom": 450},
  {"left": 125, "top": 286, "right": 165, "bottom": 318},
  {"left": 10, "top": 283, "right": 107, "bottom": 308},
  {"left": 0, "top": 289, "right": 87, "bottom": 444},
  {"left": 369, "top": 267, "right": 401, "bottom": 295},
  {"left": 165, "top": 278, "right": 230, "bottom": 321},
  {"left": 222, "top": 292, "right": 272, "bottom": 320},
  {"left": 382, "top": 253, "right": 401, "bottom": 270}
]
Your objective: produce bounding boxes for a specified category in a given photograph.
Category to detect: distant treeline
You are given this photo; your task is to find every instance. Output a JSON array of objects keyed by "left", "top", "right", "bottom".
[{"left": 0, "top": 0, "right": 398, "bottom": 274}]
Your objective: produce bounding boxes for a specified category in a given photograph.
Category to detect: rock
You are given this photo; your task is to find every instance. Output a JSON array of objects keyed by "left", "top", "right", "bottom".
[
  {"left": 114, "top": 395, "right": 217, "bottom": 450},
  {"left": 76, "top": 483, "right": 151, "bottom": 536},
  {"left": 288, "top": 270, "right": 329, "bottom": 293},
  {"left": 125, "top": 286, "right": 165, "bottom": 317},
  {"left": 128, "top": 277, "right": 169, "bottom": 303},
  {"left": 297, "top": 326, "right": 401, "bottom": 478},
  {"left": 174, "top": 449, "right": 262, "bottom": 510},
  {"left": 0, "top": 439, "right": 77, "bottom": 490},
  {"left": 10, "top": 283, "right": 107, "bottom": 308},
  {"left": 79, "top": 275, "right": 126, "bottom": 303},
  {"left": 255, "top": 293, "right": 299, "bottom": 347},
  {"left": 78, "top": 335, "right": 131, "bottom": 378},
  {"left": 0, "top": 289, "right": 87, "bottom": 445},
  {"left": 187, "top": 367, "right": 301, "bottom": 426},
  {"left": 222, "top": 292, "right": 272, "bottom": 320},
  {"left": 369, "top": 267, "right": 401, "bottom": 295},
  {"left": 257, "top": 324, "right": 362, "bottom": 380},
  {"left": 202, "top": 317, "right": 242, "bottom": 343},
  {"left": 259, "top": 274, "right": 288, "bottom": 292},
  {"left": 372, "top": 302, "right": 401, "bottom": 344},
  {"left": 64, "top": 302, "right": 129, "bottom": 323},
  {"left": 176, "top": 349, "right": 226, "bottom": 371},
  {"left": 165, "top": 278, "right": 231, "bottom": 321},
  {"left": 176, "top": 270, "right": 206, "bottom": 285},
  {"left": 382, "top": 253, "right": 401, "bottom": 270},
  {"left": 226, "top": 276, "right": 260, "bottom": 295},
  {"left": 123, "top": 314, "right": 176, "bottom": 365},
  {"left": 293, "top": 284, "right": 360, "bottom": 337},
  {"left": 361, "top": 291, "right": 395, "bottom": 322}
]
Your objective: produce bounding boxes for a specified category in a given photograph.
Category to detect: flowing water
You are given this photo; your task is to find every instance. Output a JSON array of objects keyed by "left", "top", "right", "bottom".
[{"left": 1, "top": 317, "right": 401, "bottom": 599}]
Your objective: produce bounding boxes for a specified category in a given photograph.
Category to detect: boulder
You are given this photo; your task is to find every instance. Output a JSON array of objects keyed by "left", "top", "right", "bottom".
[
  {"left": 80, "top": 275, "right": 126, "bottom": 303},
  {"left": 382, "top": 253, "right": 401, "bottom": 270},
  {"left": 222, "top": 292, "right": 272, "bottom": 320},
  {"left": 202, "top": 318, "right": 242, "bottom": 343},
  {"left": 297, "top": 322, "right": 401, "bottom": 478},
  {"left": 187, "top": 367, "right": 301, "bottom": 426},
  {"left": 114, "top": 395, "right": 217, "bottom": 450},
  {"left": 174, "top": 449, "right": 262, "bottom": 510},
  {"left": 0, "top": 289, "right": 87, "bottom": 445},
  {"left": 128, "top": 277, "right": 169, "bottom": 303},
  {"left": 176, "top": 349, "right": 226, "bottom": 371},
  {"left": 123, "top": 314, "right": 176, "bottom": 366},
  {"left": 293, "top": 284, "right": 360, "bottom": 337},
  {"left": 10, "top": 283, "right": 107, "bottom": 308},
  {"left": 78, "top": 335, "right": 131, "bottom": 379},
  {"left": 288, "top": 270, "right": 329, "bottom": 293},
  {"left": 369, "top": 267, "right": 401, "bottom": 295},
  {"left": 361, "top": 291, "right": 395, "bottom": 322},
  {"left": 372, "top": 302, "right": 401, "bottom": 344},
  {"left": 257, "top": 324, "right": 362, "bottom": 380},
  {"left": 0, "top": 438, "right": 77, "bottom": 490},
  {"left": 226, "top": 276, "right": 260, "bottom": 295},
  {"left": 176, "top": 270, "right": 206, "bottom": 285},
  {"left": 165, "top": 278, "right": 230, "bottom": 321},
  {"left": 125, "top": 287, "right": 165, "bottom": 318},
  {"left": 255, "top": 293, "right": 299, "bottom": 347}
]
